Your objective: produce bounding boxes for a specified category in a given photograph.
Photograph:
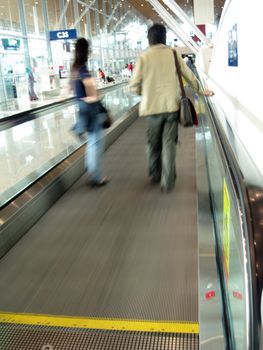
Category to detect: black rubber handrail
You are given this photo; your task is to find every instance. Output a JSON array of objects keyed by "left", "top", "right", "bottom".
[
  {"left": 0, "top": 98, "right": 75, "bottom": 132},
  {"left": 0, "top": 97, "right": 74, "bottom": 122},
  {"left": 0, "top": 81, "right": 127, "bottom": 131},
  {"left": 0, "top": 100, "right": 138, "bottom": 211}
]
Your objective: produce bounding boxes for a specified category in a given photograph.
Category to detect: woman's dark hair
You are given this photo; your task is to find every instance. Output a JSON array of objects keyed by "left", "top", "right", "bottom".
[
  {"left": 72, "top": 38, "right": 89, "bottom": 71},
  {"left": 147, "top": 23, "right": 166, "bottom": 45}
]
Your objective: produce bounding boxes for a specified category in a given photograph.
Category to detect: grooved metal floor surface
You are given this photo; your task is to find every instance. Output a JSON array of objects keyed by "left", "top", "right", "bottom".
[
  {"left": 0, "top": 323, "right": 199, "bottom": 350},
  {"left": 0, "top": 118, "right": 198, "bottom": 322}
]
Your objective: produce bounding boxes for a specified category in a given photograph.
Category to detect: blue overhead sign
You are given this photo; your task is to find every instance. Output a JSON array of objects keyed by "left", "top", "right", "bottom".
[{"left": 49, "top": 29, "right": 77, "bottom": 41}]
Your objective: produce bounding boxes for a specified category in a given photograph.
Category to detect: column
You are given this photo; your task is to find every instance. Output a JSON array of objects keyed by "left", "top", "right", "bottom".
[
  {"left": 193, "top": 0, "right": 214, "bottom": 25},
  {"left": 59, "top": 0, "right": 67, "bottom": 29},
  {"left": 73, "top": 0, "right": 80, "bottom": 34},
  {"left": 42, "top": 0, "right": 53, "bottom": 65},
  {"left": 86, "top": 8, "right": 92, "bottom": 41},
  {"left": 94, "top": 0, "right": 103, "bottom": 68},
  {"left": 18, "top": 0, "right": 31, "bottom": 69}
]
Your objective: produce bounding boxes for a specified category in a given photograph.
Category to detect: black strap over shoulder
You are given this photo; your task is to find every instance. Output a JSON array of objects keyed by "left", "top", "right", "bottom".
[{"left": 173, "top": 50, "right": 186, "bottom": 98}]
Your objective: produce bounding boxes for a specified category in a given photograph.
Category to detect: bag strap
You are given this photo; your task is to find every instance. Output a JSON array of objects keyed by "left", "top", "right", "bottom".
[{"left": 173, "top": 50, "right": 186, "bottom": 98}]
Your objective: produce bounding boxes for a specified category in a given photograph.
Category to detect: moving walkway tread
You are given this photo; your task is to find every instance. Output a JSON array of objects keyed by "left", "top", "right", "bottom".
[
  {"left": 0, "top": 323, "right": 198, "bottom": 350},
  {"left": 0, "top": 118, "right": 199, "bottom": 349}
]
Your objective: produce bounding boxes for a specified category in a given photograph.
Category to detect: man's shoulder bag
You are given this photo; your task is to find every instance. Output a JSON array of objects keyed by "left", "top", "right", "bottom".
[{"left": 173, "top": 50, "right": 198, "bottom": 127}]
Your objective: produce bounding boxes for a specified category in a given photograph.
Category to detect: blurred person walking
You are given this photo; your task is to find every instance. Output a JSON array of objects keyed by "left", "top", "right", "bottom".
[
  {"left": 98, "top": 68, "right": 106, "bottom": 83},
  {"left": 49, "top": 66, "right": 55, "bottom": 89},
  {"left": 129, "top": 23, "right": 213, "bottom": 193},
  {"left": 71, "top": 38, "right": 108, "bottom": 187},
  {"left": 122, "top": 64, "right": 129, "bottom": 79},
  {"left": 26, "top": 67, "right": 38, "bottom": 101},
  {"left": 128, "top": 62, "right": 133, "bottom": 75}
]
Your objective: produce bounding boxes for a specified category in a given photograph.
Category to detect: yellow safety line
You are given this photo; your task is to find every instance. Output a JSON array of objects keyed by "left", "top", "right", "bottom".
[{"left": 0, "top": 312, "right": 199, "bottom": 334}]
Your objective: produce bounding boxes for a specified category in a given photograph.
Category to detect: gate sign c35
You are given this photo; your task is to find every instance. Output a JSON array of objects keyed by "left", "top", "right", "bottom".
[{"left": 49, "top": 29, "right": 77, "bottom": 41}]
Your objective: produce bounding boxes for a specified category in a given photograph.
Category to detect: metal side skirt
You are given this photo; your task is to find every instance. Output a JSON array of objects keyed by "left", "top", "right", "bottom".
[{"left": 196, "top": 117, "right": 225, "bottom": 349}]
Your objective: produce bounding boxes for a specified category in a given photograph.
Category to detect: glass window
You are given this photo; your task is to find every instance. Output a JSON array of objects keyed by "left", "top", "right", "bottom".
[
  {"left": 65, "top": 1, "right": 74, "bottom": 29},
  {"left": 24, "top": 0, "right": 45, "bottom": 35},
  {"left": 47, "top": 0, "right": 60, "bottom": 31},
  {"left": 89, "top": 10, "right": 96, "bottom": 37},
  {"left": 0, "top": 0, "right": 20, "bottom": 31},
  {"left": 78, "top": 3, "right": 86, "bottom": 37}
]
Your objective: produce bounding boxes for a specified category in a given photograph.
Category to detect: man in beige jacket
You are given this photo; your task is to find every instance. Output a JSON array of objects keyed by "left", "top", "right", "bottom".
[{"left": 129, "top": 23, "right": 213, "bottom": 192}]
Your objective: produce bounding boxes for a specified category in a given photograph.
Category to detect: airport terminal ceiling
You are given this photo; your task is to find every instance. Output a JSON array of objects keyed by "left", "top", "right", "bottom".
[
  {"left": 0, "top": 0, "right": 226, "bottom": 34},
  {"left": 128, "top": 0, "right": 226, "bottom": 24}
]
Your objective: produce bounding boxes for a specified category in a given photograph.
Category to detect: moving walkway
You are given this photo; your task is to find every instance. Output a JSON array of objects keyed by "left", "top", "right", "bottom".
[{"left": 0, "top": 82, "right": 262, "bottom": 349}]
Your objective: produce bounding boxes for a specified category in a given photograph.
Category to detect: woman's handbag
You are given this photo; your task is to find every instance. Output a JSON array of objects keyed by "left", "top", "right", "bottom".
[
  {"left": 103, "top": 113, "right": 112, "bottom": 129},
  {"left": 98, "top": 101, "right": 112, "bottom": 129},
  {"left": 173, "top": 50, "right": 198, "bottom": 127}
]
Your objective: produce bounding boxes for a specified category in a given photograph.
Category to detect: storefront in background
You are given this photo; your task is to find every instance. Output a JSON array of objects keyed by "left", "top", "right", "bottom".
[{"left": 0, "top": 0, "right": 145, "bottom": 105}]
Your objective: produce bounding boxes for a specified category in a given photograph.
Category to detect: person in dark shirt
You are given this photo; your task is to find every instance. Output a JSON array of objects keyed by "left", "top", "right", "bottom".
[{"left": 70, "top": 38, "right": 108, "bottom": 187}]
